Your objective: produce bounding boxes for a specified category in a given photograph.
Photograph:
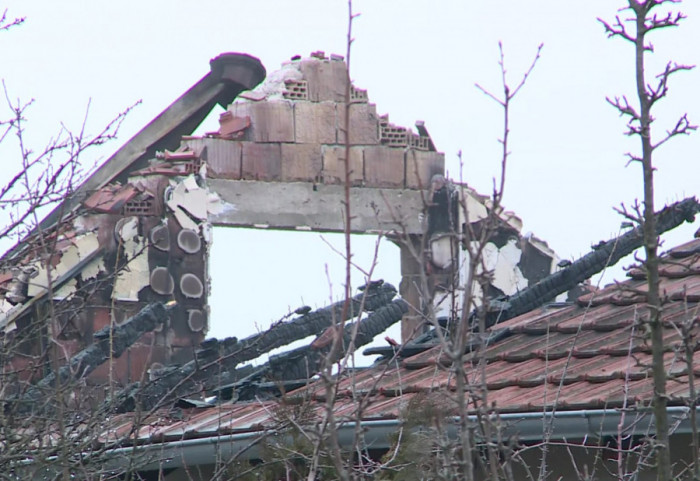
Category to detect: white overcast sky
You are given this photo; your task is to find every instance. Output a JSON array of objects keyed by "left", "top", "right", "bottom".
[{"left": 1, "top": 1, "right": 699, "bottom": 343}]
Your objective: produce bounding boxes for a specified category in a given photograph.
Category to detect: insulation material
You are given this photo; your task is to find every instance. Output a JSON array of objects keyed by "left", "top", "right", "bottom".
[
  {"left": 234, "top": 60, "right": 303, "bottom": 101},
  {"left": 482, "top": 239, "right": 528, "bottom": 296},
  {"left": 113, "top": 252, "right": 149, "bottom": 301},
  {"left": 166, "top": 176, "right": 209, "bottom": 230},
  {"left": 27, "top": 233, "right": 100, "bottom": 297},
  {"left": 113, "top": 218, "right": 151, "bottom": 301},
  {"left": 53, "top": 279, "right": 77, "bottom": 300},
  {"left": 430, "top": 236, "right": 456, "bottom": 270}
]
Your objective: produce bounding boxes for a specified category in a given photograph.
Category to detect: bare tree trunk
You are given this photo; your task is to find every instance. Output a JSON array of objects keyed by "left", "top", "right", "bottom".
[{"left": 600, "top": 2, "right": 697, "bottom": 479}]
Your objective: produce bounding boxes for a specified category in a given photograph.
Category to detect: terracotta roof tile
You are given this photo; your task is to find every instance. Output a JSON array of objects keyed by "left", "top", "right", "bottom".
[
  {"left": 105, "top": 236, "right": 700, "bottom": 445},
  {"left": 83, "top": 184, "right": 139, "bottom": 213}
]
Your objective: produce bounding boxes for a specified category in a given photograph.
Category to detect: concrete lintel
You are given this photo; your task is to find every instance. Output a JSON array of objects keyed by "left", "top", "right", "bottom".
[{"left": 207, "top": 179, "right": 426, "bottom": 234}]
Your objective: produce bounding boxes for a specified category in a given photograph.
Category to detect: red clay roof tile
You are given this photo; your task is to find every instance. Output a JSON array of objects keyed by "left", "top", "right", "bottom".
[{"left": 106, "top": 236, "right": 700, "bottom": 444}]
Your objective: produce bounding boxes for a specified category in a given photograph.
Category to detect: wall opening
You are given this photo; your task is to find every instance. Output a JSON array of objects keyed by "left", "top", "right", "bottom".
[{"left": 208, "top": 227, "right": 401, "bottom": 363}]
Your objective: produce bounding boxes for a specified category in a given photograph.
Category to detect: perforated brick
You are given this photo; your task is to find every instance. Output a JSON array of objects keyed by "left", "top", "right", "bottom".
[
  {"left": 183, "top": 157, "right": 203, "bottom": 175},
  {"left": 123, "top": 197, "right": 158, "bottom": 216},
  {"left": 408, "top": 131, "right": 430, "bottom": 151},
  {"left": 380, "top": 122, "right": 409, "bottom": 147},
  {"left": 283, "top": 79, "right": 309, "bottom": 100},
  {"left": 350, "top": 85, "right": 368, "bottom": 103}
]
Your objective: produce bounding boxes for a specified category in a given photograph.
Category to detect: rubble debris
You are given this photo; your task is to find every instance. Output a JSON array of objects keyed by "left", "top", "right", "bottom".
[
  {"left": 214, "top": 299, "right": 408, "bottom": 401},
  {"left": 112, "top": 283, "right": 398, "bottom": 412},
  {"left": 83, "top": 184, "right": 139, "bottom": 214},
  {"left": 217, "top": 112, "right": 250, "bottom": 139},
  {"left": 11, "top": 302, "right": 171, "bottom": 413},
  {"left": 161, "top": 150, "right": 198, "bottom": 161}
]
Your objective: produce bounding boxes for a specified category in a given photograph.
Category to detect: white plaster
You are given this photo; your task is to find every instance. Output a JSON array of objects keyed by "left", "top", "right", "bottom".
[
  {"left": 206, "top": 192, "right": 224, "bottom": 215},
  {"left": 173, "top": 207, "right": 199, "bottom": 231},
  {"left": 469, "top": 239, "right": 528, "bottom": 297},
  {"left": 117, "top": 217, "right": 139, "bottom": 242},
  {"left": 167, "top": 179, "right": 209, "bottom": 223},
  {"left": 81, "top": 256, "right": 106, "bottom": 281},
  {"left": 0, "top": 298, "right": 15, "bottom": 315},
  {"left": 182, "top": 174, "right": 199, "bottom": 192},
  {"left": 114, "top": 252, "right": 149, "bottom": 301},
  {"left": 481, "top": 242, "right": 500, "bottom": 273},
  {"left": 201, "top": 222, "right": 213, "bottom": 243},
  {"left": 491, "top": 238, "right": 528, "bottom": 296},
  {"left": 234, "top": 60, "right": 302, "bottom": 101},
  {"left": 181, "top": 189, "right": 208, "bottom": 220},
  {"left": 113, "top": 232, "right": 151, "bottom": 301},
  {"left": 26, "top": 233, "right": 102, "bottom": 297},
  {"left": 460, "top": 189, "right": 488, "bottom": 222},
  {"left": 53, "top": 279, "right": 77, "bottom": 300},
  {"left": 430, "top": 236, "right": 455, "bottom": 269}
]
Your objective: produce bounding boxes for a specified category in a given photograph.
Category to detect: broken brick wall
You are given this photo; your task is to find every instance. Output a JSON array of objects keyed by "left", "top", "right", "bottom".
[
  {"left": 0, "top": 51, "right": 567, "bottom": 384},
  {"left": 0, "top": 161, "right": 213, "bottom": 386},
  {"left": 189, "top": 53, "right": 445, "bottom": 190}
]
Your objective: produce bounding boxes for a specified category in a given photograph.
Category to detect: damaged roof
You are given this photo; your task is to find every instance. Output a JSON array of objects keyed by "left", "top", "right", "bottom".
[{"left": 100, "top": 235, "right": 700, "bottom": 452}]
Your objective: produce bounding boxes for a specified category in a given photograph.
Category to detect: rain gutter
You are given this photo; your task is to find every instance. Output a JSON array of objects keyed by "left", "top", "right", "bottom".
[{"left": 97, "top": 406, "right": 700, "bottom": 472}]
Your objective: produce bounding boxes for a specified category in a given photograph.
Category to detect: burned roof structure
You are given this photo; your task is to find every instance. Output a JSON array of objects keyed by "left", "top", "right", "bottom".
[
  {"left": 3, "top": 51, "right": 699, "bottom": 480},
  {"left": 0, "top": 51, "right": 559, "bottom": 389}
]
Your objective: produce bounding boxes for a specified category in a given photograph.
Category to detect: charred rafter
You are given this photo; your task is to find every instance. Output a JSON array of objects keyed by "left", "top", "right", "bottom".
[
  {"left": 113, "top": 283, "right": 398, "bottom": 412},
  {"left": 9, "top": 302, "right": 171, "bottom": 413},
  {"left": 215, "top": 298, "right": 408, "bottom": 401},
  {"left": 487, "top": 196, "right": 700, "bottom": 325}
]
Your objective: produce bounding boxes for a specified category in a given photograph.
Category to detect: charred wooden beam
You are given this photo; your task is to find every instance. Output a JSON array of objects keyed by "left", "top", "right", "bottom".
[
  {"left": 271, "top": 298, "right": 409, "bottom": 380},
  {"left": 217, "top": 299, "right": 409, "bottom": 401},
  {"left": 113, "top": 283, "right": 398, "bottom": 412},
  {"left": 10, "top": 302, "right": 171, "bottom": 412},
  {"left": 488, "top": 197, "right": 700, "bottom": 325}
]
